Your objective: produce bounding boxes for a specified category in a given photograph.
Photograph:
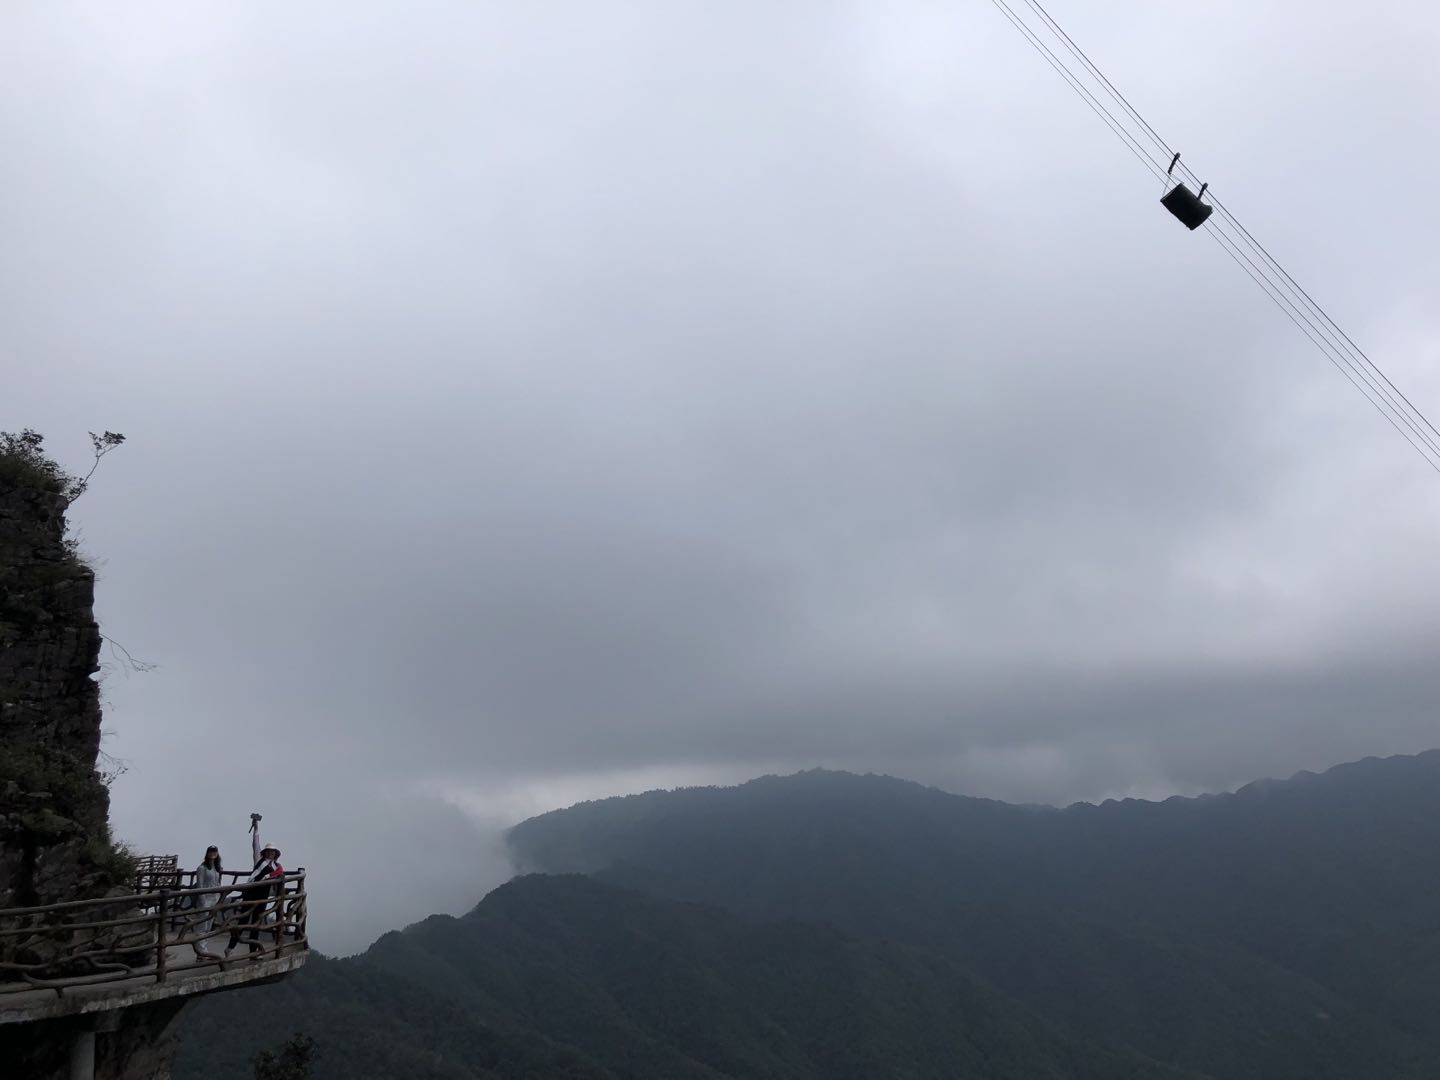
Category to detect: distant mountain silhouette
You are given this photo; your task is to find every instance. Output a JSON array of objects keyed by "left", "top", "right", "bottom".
[{"left": 179, "top": 751, "right": 1440, "bottom": 1079}]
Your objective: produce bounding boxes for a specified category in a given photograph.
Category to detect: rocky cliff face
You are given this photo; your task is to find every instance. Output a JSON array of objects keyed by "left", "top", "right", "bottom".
[{"left": 0, "top": 458, "right": 119, "bottom": 908}]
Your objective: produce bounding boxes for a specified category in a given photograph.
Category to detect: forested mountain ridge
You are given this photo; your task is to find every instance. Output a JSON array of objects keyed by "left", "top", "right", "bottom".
[
  {"left": 179, "top": 876, "right": 1194, "bottom": 1080},
  {"left": 508, "top": 751, "right": 1440, "bottom": 1076},
  {"left": 179, "top": 751, "right": 1440, "bottom": 1079}
]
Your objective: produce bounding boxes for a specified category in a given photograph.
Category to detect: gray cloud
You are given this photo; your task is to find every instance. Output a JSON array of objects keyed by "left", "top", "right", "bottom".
[{"left": 4, "top": 1, "right": 1439, "bottom": 950}]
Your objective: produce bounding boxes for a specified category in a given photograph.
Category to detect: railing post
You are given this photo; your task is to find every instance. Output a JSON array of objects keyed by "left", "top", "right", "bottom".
[
  {"left": 296, "top": 869, "right": 307, "bottom": 944},
  {"left": 156, "top": 891, "right": 169, "bottom": 983}
]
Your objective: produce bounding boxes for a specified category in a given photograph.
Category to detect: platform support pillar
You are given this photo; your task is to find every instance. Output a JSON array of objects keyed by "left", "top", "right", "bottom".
[{"left": 68, "top": 1029, "right": 94, "bottom": 1080}]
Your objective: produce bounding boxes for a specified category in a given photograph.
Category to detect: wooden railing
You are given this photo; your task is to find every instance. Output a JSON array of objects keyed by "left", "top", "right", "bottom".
[
  {"left": 133, "top": 854, "right": 181, "bottom": 893},
  {"left": 0, "top": 870, "right": 307, "bottom": 998}
]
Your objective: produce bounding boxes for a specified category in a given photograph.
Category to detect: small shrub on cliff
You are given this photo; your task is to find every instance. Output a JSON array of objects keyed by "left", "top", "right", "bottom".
[
  {"left": 83, "top": 833, "right": 138, "bottom": 889},
  {"left": 0, "top": 428, "right": 124, "bottom": 502},
  {"left": 0, "top": 429, "right": 70, "bottom": 493},
  {"left": 253, "top": 1034, "right": 317, "bottom": 1080}
]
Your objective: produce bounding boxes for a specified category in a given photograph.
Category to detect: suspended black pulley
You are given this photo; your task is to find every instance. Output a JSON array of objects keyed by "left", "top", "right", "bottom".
[{"left": 1160, "top": 152, "right": 1212, "bottom": 230}]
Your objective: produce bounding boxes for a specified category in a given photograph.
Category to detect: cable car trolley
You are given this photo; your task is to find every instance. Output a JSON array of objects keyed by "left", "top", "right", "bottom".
[
  {"left": 983, "top": 0, "right": 1440, "bottom": 476},
  {"left": 1160, "top": 152, "right": 1213, "bottom": 230}
]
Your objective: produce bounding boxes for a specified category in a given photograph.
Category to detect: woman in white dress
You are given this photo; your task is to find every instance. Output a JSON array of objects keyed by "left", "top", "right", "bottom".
[{"left": 190, "top": 845, "right": 225, "bottom": 956}]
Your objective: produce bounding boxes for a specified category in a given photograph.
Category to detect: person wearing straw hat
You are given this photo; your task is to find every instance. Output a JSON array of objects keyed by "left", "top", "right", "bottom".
[{"left": 225, "top": 812, "right": 285, "bottom": 957}]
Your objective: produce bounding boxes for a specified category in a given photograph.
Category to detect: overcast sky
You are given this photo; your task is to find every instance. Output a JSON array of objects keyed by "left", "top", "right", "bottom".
[{"left": 4, "top": 1, "right": 1438, "bottom": 952}]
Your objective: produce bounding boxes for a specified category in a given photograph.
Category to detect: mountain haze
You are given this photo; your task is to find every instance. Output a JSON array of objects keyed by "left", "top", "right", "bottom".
[{"left": 179, "top": 752, "right": 1440, "bottom": 1079}]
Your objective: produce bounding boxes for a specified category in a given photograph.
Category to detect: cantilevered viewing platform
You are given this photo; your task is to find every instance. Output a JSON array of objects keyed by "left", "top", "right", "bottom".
[{"left": 0, "top": 864, "right": 307, "bottom": 1076}]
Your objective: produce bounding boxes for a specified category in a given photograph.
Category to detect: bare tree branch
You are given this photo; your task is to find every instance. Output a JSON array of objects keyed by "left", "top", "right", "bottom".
[{"left": 102, "top": 634, "right": 158, "bottom": 675}]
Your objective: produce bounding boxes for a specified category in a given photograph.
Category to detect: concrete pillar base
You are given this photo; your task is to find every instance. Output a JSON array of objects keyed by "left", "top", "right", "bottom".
[{"left": 68, "top": 1029, "right": 95, "bottom": 1080}]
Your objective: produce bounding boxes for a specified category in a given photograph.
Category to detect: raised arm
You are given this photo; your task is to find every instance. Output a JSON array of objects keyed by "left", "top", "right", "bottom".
[{"left": 250, "top": 813, "right": 263, "bottom": 865}]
